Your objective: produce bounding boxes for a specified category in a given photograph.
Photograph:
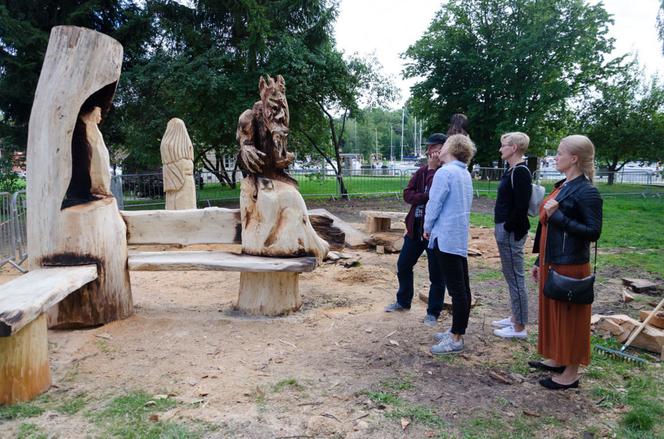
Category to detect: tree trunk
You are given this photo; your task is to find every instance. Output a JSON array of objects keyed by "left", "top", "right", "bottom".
[
  {"left": 26, "top": 26, "right": 132, "bottom": 328},
  {"left": 0, "top": 314, "right": 51, "bottom": 405},
  {"left": 237, "top": 272, "right": 301, "bottom": 316}
]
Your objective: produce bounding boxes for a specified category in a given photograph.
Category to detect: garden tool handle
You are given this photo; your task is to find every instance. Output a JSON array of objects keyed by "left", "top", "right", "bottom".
[{"left": 621, "top": 297, "right": 664, "bottom": 352}]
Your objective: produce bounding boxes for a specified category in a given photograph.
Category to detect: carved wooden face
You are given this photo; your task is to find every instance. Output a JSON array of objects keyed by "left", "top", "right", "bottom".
[{"left": 259, "top": 75, "right": 290, "bottom": 157}]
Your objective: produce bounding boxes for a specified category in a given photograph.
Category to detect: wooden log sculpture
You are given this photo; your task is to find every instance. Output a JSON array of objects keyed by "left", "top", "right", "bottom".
[
  {"left": 236, "top": 75, "right": 329, "bottom": 315},
  {"left": 26, "top": 26, "right": 132, "bottom": 328},
  {"left": 161, "top": 118, "right": 197, "bottom": 210}
]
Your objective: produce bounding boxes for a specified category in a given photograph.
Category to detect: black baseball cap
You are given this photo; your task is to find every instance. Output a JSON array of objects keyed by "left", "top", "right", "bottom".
[{"left": 425, "top": 133, "right": 447, "bottom": 146}]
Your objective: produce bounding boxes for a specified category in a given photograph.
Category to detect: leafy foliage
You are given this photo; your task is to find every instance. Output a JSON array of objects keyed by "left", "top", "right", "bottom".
[
  {"left": 578, "top": 61, "right": 664, "bottom": 176},
  {"left": 403, "top": 0, "right": 618, "bottom": 164}
]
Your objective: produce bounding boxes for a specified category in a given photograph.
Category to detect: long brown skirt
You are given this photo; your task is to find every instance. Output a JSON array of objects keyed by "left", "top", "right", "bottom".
[{"left": 538, "top": 262, "right": 592, "bottom": 366}]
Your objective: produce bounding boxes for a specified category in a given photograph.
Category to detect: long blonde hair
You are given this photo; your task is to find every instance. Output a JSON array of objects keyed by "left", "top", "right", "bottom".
[{"left": 560, "top": 135, "right": 595, "bottom": 182}]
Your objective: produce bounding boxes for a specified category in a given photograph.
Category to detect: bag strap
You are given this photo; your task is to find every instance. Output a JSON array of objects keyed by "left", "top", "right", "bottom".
[
  {"left": 592, "top": 241, "right": 598, "bottom": 275},
  {"left": 510, "top": 163, "right": 531, "bottom": 188}
]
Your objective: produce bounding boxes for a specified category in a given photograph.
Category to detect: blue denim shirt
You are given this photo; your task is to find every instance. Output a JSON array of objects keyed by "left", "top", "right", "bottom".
[{"left": 424, "top": 160, "right": 473, "bottom": 257}]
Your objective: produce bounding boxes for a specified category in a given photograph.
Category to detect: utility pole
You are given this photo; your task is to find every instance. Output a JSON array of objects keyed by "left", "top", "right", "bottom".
[
  {"left": 400, "top": 108, "right": 405, "bottom": 161},
  {"left": 413, "top": 117, "right": 417, "bottom": 156},
  {"left": 390, "top": 125, "right": 393, "bottom": 162}
]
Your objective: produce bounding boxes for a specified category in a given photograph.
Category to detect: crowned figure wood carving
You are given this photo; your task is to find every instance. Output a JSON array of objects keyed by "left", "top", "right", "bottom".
[
  {"left": 236, "top": 75, "right": 329, "bottom": 315},
  {"left": 161, "top": 118, "right": 197, "bottom": 210}
]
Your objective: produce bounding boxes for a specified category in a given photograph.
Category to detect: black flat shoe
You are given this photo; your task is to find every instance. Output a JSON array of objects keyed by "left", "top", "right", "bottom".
[
  {"left": 528, "top": 360, "right": 566, "bottom": 374},
  {"left": 539, "top": 377, "right": 579, "bottom": 390}
]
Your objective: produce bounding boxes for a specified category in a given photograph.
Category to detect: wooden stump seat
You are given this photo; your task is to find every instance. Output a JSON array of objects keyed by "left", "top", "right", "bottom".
[
  {"left": 360, "top": 210, "right": 407, "bottom": 233},
  {"left": 0, "top": 265, "right": 98, "bottom": 405}
]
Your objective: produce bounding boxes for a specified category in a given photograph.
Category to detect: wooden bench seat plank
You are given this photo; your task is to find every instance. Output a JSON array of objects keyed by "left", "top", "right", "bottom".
[
  {"left": 128, "top": 251, "right": 317, "bottom": 273},
  {"left": 0, "top": 265, "right": 98, "bottom": 337},
  {"left": 121, "top": 208, "right": 242, "bottom": 245}
]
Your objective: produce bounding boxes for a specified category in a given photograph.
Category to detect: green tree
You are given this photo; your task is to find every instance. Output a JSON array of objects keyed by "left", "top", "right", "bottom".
[
  {"left": 579, "top": 62, "right": 664, "bottom": 184},
  {"left": 403, "top": 0, "right": 618, "bottom": 165},
  {"left": 0, "top": 0, "right": 151, "bottom": 149}
]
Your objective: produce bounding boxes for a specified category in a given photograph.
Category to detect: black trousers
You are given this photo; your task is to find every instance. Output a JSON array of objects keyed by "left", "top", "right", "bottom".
[
  {"left": 396, "top": 235, "right": 446, "bottom": 317},
  {"left": 433, "top": 247, "right": 471, "bottom": 335}
]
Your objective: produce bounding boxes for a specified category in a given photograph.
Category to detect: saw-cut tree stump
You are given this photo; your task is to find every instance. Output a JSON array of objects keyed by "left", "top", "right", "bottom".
[
  {"left": 26, "top": 26, "right": 132, "bottom": 328},
  {"left": 0, "top": 314, "right": 50, "bottom": 405},
  {"left": 238, "top": 272, "right": 301, "bottom": 316},
  {"left": 236, "top": 75, "right": 329, "bottom": 316},
  {"left": 161, "top": 118, "right": 197, "bottom": 210}
]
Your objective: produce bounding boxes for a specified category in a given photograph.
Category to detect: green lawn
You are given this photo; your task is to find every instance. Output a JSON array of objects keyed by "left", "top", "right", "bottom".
[{"left": 470, "top": 195, "right": 664, "bottom": 278}]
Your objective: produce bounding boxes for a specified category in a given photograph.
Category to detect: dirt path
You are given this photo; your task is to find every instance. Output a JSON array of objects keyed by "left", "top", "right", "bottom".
[{"left": 0, "top": 197, "right": 650, "bottom": 438}]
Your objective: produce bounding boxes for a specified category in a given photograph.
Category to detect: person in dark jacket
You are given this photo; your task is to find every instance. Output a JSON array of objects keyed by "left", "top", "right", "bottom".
[
  {"left": 492, "top": 132, "right": 533, "bottom": 339},
  {"left": 385, "top": 133, "right": 446, "bottom": 327},
  {"left": 530, "top": 135, "right": 602, "bottom": 390}
]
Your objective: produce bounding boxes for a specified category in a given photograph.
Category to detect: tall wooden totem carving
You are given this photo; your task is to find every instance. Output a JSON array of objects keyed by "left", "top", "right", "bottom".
[
  {"left": 236, "top": 75, "right": 329, "bottom": 315},
  {"left": 26, "top": 26, "right": 132, "bottom": 328}
]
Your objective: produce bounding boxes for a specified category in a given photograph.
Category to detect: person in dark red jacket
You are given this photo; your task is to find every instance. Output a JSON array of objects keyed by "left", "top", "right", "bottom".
[{"left": 385, "top": 133, "right": 446, "bottom": 327}]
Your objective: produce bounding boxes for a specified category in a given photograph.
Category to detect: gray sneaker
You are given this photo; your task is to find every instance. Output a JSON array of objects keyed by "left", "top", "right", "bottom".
[
  {"left": 431, "top": 337, "right": 464, "bottom": 355},
  {"left": 433, "top": 328, "right": 452, "bottom": 342},
  {"left": 423, "top": 314, "right": 438, "bottom": 327},
  {"left": 384, "top": 302, "right": 409, "bottom": 312}
]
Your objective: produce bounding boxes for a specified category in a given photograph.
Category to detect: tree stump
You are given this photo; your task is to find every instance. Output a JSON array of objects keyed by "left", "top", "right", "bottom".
[
  {"left": 0, "top": 315, "right": 50, "bottom": 405},
  {"left": 26, "top": 26, "right": 132, "bottom": 327},
  {"left": 238, "top": 272, "right": 301, "bottom": 316}
]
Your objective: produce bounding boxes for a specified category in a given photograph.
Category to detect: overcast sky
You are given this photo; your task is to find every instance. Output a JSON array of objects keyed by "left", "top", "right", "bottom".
[{"left": 334, "top": 0, "right": 664, "bottom": 107}]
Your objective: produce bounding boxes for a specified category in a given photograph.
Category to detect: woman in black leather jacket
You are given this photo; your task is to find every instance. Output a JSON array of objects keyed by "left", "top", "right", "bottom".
[{"left": 530, "top": 135, "right": 603, "bottom": 390}]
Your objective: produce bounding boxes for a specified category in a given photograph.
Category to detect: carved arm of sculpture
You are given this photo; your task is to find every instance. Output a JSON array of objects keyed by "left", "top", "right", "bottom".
[{"left": 237, "top": 109, "right": 265, "bottom": 174}]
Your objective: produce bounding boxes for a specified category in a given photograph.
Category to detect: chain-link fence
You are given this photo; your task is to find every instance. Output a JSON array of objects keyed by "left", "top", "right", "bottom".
[
  {"left": 113, "top": 166, "right": 664, "bottom": 209},
  {"left": 0, "top": 190, "right": 27, "bottom": 272}
]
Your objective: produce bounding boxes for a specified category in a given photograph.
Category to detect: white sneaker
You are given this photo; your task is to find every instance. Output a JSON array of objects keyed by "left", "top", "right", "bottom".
[
  {"left": 491, "top": 317, "right": 513, "bottom": 328},
  {"left": 493, "top": 325, "right": 527, "bottom": 339}
]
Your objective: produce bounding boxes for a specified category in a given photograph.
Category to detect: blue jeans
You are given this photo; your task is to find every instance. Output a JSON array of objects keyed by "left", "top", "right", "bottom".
[{"left": 396, "top": 235, "right": 446, "bottom": 317}]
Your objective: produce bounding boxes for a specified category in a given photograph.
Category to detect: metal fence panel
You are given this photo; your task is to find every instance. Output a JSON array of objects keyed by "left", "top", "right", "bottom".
[
  {"left": 113, "top": 166, "right": 664, "bottom": 210},
  {"left": 0, "top": 192, "right": 14, "bottom": 267},
  {"left": 12, "top": 190, "right": 27, "bottom": 266}
]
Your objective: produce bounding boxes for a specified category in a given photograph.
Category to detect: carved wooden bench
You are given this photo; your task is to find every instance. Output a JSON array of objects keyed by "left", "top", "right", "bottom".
[
  {"left": 0, "top": 265, "right": 98, "bottom": 405},
  {"left": 360, "top": 210, "right": 407, "bottom": 233},
  {"left": 121, "top": 208, "right": 317, "bottom": 315}
]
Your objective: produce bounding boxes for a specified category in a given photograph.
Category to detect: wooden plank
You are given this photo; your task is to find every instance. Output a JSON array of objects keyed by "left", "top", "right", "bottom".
[
  {"left": 640, "top": 310, "right": 664, "bottom": 330},
  {"left": 360, "top": 210, "right": 408, "bottom": 221},
  {"left": 121, "top": 208, "right": 242, "bottom": 245},
  {"left": 622, "top": 277, "right": 659, "bottom": 293},
  {"left": 0, "top": 265, "right": 98, "bottom": 337},
  {"left": 128, "top": 251, "right": 316, "bottom": 273},
  {"left": 308, "top": 209, "right": 370, "bottom": 248}
]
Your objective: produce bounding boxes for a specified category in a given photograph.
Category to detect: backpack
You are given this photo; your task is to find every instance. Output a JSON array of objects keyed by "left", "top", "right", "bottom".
[{"left": 511, "top": 164, "right": 545, "bottom": 217}]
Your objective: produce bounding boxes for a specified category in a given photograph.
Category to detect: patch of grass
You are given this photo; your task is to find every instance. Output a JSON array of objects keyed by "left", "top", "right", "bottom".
[
  {"left": 273, "top": 378, "right": 304, "bottom": 393},
  {"left": 0, "top": 401, "right": 45, "bottom": 421},
  {"left": 365, "top": 386, "right": 446, "bottom": 429},
  {"left": 90, "top": 391, "right": 198, "bottom": 439},
  {"left": 56, "top": 395, "right": 88, "bottom": 415},
  {"left": 460, "top": 413, "right": 560, "bottom": 438},
  {"left": 95, "top": 339, "right": 116, "bottom": 354},
  {"left": 366, "top": 391, "right": 400, "bottom": 406},
  {"left": 587, "top": 338, "right": 664, "bottom": 437},
  {"left": 470, "top": 212, "right": 495, "bottom": 228},
  {"left": 472, "top": 268, "right": 503, "bottom": 282},
  {"left": 387, "top": 404, "right": 446, "bottom": 428},
  {"left": 16, "top": 423, "right": 46, "bottom": 439},
  {"left": 379, "top": 376, "right": 414, "bottom": 393},
  {"left": 599, "top": 250, "right": 664, "bottom": 278}
]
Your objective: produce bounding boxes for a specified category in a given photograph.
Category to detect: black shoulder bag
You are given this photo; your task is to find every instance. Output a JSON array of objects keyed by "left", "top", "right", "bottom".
[
  {"left": 542, "top": 179, "right": 598, "bottom": 305},
  {"left": 543, "top": 243, "right": 597, "bottom": 304}
]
